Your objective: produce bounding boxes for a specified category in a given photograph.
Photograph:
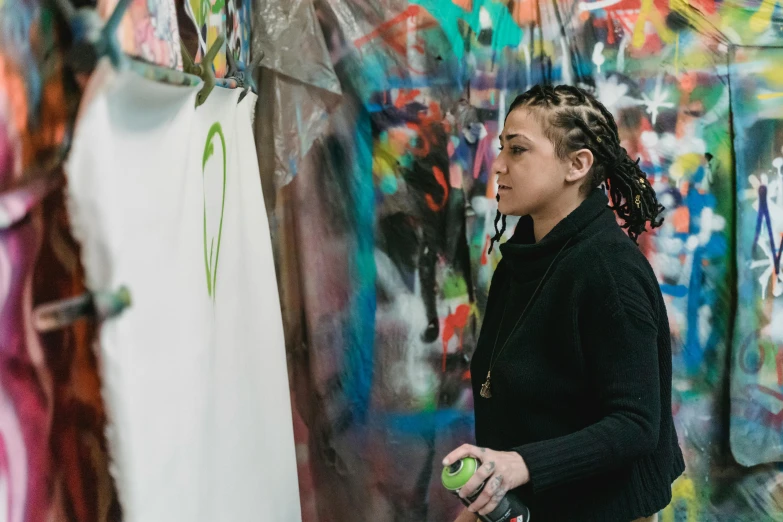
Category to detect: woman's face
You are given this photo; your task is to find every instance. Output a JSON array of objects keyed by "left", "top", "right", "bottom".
[{"left": 492, "top": 108, "right": 574, "bottom": 217}]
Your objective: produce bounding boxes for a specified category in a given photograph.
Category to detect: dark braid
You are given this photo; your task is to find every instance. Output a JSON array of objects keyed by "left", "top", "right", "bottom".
[
  {"left": 488, "top": 194, "right": 506, "bottom": 254},
  {"left": 490, "top": 84, "right": 664, "bottom": 247}
]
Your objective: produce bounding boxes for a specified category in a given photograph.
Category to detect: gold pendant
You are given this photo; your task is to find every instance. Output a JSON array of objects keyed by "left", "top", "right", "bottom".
[{"left": 480, "top": 372, "right": 492, "bottom": 398}]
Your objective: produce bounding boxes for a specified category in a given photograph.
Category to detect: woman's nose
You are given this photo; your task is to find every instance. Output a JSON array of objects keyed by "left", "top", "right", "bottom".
[{"left": 492, "top": 156, "right": 507, "bottom": 175}]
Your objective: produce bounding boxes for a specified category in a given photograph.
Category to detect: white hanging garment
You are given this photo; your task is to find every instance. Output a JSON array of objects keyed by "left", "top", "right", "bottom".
[{"left": 65, "top": 62, "right": 301, "bottom": 522}]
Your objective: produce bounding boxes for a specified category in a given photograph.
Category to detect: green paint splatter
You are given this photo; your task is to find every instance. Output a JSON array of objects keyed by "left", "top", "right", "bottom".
[
  {"left": 443, "top": 271, "right": 468, "bottom": 299},
  {"left": 211, "top": 0, "right": 225, "bottom": 14},
  {"left": 202, "top": 122, "right": 227, "bottom": 300}
]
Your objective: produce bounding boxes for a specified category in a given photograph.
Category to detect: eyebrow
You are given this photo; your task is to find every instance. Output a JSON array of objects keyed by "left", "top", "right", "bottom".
[{"left": 499, "top": 133, "right": 530, "bottom": 143}]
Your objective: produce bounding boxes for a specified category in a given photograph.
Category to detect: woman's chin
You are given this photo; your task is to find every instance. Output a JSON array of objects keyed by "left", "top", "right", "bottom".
[{"left": 497, "top": 200, "right": 522, "bottom": 216}]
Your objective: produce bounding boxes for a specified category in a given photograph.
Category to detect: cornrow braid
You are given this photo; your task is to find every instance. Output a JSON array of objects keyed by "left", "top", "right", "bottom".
[{"left": 489, "top": 84, "right": 664, "bottom": 246}]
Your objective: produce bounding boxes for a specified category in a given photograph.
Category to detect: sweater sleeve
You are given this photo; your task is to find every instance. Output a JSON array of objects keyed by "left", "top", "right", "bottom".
[{"left": 513, "top": 268, "right": 661, "bottom": 493}]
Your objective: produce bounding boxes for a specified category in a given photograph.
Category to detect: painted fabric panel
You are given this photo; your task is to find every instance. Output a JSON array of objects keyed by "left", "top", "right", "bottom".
[
  {"left": 65, "top": 65, "right": 300, "bottom": 522},
  {"left": 730, "top": 46, "right": 783, "bottom": 467}
]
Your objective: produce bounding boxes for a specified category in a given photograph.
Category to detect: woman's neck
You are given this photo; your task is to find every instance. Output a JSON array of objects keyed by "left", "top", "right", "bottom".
[{"left": 531, "top": 193, "right": 587, "bottom": 242}]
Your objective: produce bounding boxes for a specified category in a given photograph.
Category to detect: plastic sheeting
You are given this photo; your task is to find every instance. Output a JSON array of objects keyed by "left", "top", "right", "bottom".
[
  {"left": 265, "top": 1, "right": 783, "bottom": 521},
  {"left": 252, "top": 0, "right": 342, "bottom": 188}
]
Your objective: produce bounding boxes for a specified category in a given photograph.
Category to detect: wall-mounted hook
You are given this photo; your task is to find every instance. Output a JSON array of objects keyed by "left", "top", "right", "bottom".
[
  {"left": 226, "top": 49, "right": 263, "bottom": 103},
  {"left": 33, "top": 286, "right": 132, "bottom": 332},
  {"left": 53, "top": 0, "right": 131, "bottom": 73},
  {"left": 181, "top": 35, "right": 225, "bottom": 107}
]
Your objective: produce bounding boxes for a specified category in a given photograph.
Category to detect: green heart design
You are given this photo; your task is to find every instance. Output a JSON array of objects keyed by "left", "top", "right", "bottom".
[{"left": 202, "top": 122, "right": 226, "bottom": 299}]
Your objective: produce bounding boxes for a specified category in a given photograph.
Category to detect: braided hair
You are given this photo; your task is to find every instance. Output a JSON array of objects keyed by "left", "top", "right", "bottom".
[{"left": 488, "top": 84, "right": 664, "bottom": 253}]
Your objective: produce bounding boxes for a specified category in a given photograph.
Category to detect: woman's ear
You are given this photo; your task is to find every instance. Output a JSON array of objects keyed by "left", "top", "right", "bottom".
[{"left": 566, "top": 148, "right": 594, "bottom": 184}]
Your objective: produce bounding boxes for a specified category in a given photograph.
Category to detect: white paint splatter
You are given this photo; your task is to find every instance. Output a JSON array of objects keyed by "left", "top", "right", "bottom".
[
  {"left": 592, "top": 42, "right": 606, "bottom": 75},
  {"left": 641, "top": 73, "right": 674, "bottom": 125},
  {"left": 559, "top": 36, "right": 573, "bottom": 86}
]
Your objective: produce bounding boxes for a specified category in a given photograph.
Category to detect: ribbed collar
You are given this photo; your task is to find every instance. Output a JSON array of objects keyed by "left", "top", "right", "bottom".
[{"left": 499, "top": 189, "right": 612, "bottom": 282}]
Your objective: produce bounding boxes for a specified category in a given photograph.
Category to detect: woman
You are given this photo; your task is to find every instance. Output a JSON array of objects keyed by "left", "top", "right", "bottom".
[{"left": 443, "top": 85, "right": 685, "bottom": 522}]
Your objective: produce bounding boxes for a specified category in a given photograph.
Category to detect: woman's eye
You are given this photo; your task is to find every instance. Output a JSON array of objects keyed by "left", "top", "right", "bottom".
[{"left": 511, "top": 147, "right": 526, "bottom": 155}]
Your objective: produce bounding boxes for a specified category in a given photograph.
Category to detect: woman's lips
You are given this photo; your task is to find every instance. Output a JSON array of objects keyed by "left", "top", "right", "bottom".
[{"left": 498, "top": 184, "right": 511, "bottom": 193}]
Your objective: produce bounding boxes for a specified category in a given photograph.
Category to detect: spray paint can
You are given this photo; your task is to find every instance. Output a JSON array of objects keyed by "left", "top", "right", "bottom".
[{"left": 441, "top": 457, "right": 531, "bottom": 522}]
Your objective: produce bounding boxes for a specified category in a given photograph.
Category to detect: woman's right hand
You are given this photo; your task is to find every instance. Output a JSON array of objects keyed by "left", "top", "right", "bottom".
[{"left": 454, "top": 508, "right": 479, "bottom": 522}]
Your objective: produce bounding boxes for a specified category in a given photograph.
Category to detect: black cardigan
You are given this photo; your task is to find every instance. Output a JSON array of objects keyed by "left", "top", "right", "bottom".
[{"left": 471, "top": 189, "right": 685, "bottom": 522}]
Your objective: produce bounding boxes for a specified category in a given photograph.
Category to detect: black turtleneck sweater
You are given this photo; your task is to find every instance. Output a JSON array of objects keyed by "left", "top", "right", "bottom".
[{"left": 471, "top": 189, "right": 685, "bottom": 522}]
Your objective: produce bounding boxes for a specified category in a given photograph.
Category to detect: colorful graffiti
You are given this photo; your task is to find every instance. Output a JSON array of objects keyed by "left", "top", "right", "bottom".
[
  {"left": 265, "top": 0, "right": 783, "bottom": 521},
  {"left": 3, "top": 0, "right": 783, "bottom": 519},
  {"left": 182, "top": 0, "right": 228, "bottom": 76},
  {"left": 100, "top": 0, "right": 183, "bottom": 70}
]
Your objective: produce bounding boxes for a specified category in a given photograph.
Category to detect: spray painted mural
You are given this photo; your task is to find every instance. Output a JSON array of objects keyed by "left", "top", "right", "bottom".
[{"left": 262, "top": 0, "right": 783, "bottom": 521}]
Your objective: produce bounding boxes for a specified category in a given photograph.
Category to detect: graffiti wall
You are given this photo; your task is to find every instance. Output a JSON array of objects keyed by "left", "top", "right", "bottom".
[{"left": 267, "top": 1, "right": 783, "bottom": 521}]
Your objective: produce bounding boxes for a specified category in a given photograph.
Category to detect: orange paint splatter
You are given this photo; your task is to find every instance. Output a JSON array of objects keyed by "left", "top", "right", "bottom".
[
  {"left": 425, "top": 166, "right": 449, "bottom": 211},
  {"left": 673, "top": 206, "right": 690, "bottom": 234},
  {"left": 394, "top": 89, "right": 421, "bottom": 108}
]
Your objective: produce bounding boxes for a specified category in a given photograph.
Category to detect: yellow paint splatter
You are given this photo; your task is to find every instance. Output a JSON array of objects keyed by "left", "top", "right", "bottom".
[
  {"left": 632, "top": 0, "right": 675, "bottom": 48},
  {"left": 670, "top": 153, "right": 703, "bottom": 182},
  {"left": 661, "top": 475, "right": 699, "bottom": 522},
  {"left": 749, "top": 0, "right": 780, "bottom": 33},
  {"left": 758, "top": 66, "right": 783, "bottom": 88}
]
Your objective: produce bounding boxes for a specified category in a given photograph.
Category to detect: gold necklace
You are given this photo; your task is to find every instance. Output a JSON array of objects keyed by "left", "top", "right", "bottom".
[{"left": 480, "top": 237, "right": 573, "bottom": 399}]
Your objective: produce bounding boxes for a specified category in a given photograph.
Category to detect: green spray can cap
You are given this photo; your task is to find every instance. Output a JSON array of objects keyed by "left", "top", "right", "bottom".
[{"left": 441, "top": 457, "right": 479, "bottom": 492}]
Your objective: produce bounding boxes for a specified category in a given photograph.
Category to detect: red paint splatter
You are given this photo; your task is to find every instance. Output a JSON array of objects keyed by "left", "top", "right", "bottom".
[
  {"left": 354, "top": 5, "right": 422, "bottom": 51},
  {"left": 442, "top": 304, "right": 473, "bottom": 372},
  {"left": 481, "top": 235, "right": 491, "bottom": 265}
]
